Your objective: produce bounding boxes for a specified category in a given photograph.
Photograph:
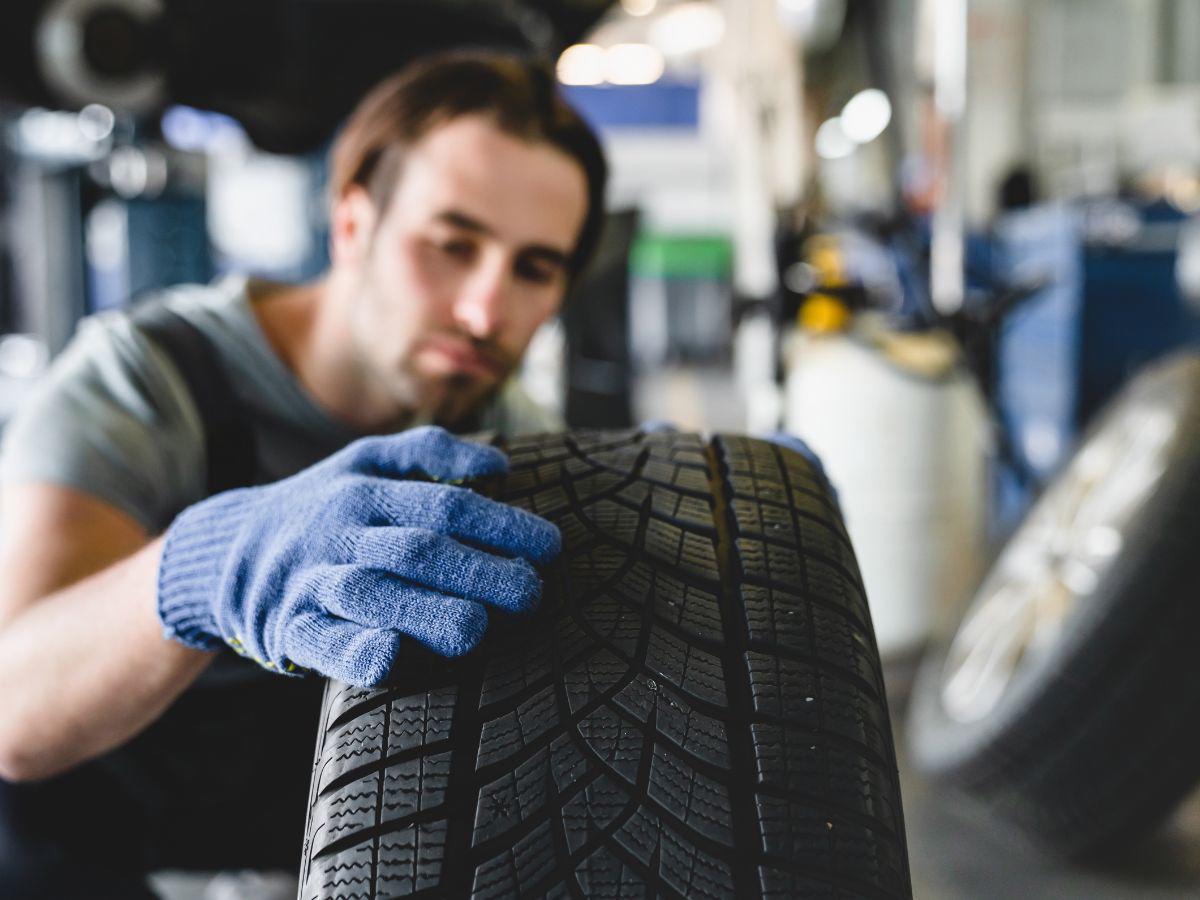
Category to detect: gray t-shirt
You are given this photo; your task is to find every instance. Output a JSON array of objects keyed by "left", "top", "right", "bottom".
[{"left": 0, "top": 275, "right": 561, "bottom": 532}]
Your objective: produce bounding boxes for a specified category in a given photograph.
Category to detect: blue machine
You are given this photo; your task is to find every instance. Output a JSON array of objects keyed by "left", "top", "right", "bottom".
[
  {"left": 991, "top": 201, "right": 1200, "bottom": 524},
  {"left": 560, "top": 80, "right": 700, "bottom": 132}
]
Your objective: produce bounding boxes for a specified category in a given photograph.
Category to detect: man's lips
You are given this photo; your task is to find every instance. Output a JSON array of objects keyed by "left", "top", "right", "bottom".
[{"left": 421, "top": 337, "right": 507, "bottom": 378}]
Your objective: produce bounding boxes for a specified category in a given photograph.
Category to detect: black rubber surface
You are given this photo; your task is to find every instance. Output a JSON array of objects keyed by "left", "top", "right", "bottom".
[
  {"left": 298, "top": 430, "right": 911, "bottom": 898},
  {"left": 909, "top": 354, "right": 1200, "bottom": 857}
]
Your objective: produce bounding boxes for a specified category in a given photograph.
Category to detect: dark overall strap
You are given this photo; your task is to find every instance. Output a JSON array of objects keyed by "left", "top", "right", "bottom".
[{"left": 131, "top": 303, "right": 258, "bottom": 495}]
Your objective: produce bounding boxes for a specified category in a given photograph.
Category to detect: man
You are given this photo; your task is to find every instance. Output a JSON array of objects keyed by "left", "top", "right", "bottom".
[{"left": 0, "top": 51, "right": 606, "bottom": 895}]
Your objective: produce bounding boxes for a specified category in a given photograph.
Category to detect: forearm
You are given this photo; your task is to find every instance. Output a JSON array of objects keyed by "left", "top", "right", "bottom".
[{"left": 0, "top": 537, "right": 215, "bottom": 781}]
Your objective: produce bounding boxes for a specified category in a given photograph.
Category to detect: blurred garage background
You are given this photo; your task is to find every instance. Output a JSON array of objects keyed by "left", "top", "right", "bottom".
[{"left": 1, "top": 0, "right": 1199, "bottom": 897}]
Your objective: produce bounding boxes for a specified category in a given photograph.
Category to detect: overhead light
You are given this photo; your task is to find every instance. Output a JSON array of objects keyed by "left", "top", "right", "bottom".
[
  {"left": 649, "top": 2, "right": 725, "bottom": 56},
  {"left": 620, "top": 0, "right": 657, "bottom": 15},
  {"left": 815, "top": 117, "right": 855, "bottom": 160},
  {"left": 557, "top": 43, "right": 606, "bottom": 86},
  {"left": 160, "top": 105, "right": 246, "bottom": 154},
  {"left": 107, "top": 145, "right": 168, "bottom": 198},
  {"left": 0, "top": 335, "right": 48, "bottom": 379},
  {"left": 14, "top": 107, "right": 106, "bottom": 161},
  {"left": 606, "top": 43, "right": 665, "bottom": 86},
  {"left": 840, "top": 88, "right": 892, "bottom": 144},
  {"left": 776, "top": 0, "right": 847, "bottom": 49},
  {"left": 77, "top": 103, "right": 115, "bottom": 142}
]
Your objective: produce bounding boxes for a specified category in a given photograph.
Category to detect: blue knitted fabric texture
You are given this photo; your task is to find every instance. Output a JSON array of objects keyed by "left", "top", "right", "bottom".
[{"left": 157, "top": 426, "right": 561, "bottom": 687}]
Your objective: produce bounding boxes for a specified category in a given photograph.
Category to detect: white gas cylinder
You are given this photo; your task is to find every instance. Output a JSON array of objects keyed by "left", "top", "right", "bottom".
[{"left": 784, "top": 319, "right": 989, "bottom": 657}]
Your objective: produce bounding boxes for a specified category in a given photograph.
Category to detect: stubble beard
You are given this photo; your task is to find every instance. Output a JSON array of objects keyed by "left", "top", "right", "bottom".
[{"left": 429, "top": 369, "right": 506, "bottom": 431}]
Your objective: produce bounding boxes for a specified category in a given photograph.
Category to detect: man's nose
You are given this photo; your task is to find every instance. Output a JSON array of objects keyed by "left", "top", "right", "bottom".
[{"left": 452, "top": 257, "right": 510, "bottom": 339}]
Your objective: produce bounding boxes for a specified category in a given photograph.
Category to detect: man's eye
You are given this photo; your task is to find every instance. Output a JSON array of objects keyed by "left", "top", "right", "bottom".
[
  {"left": 515, "top": 260, "right": 558, "bottom": 285},
  {"left": 440, "top": 240, "right": 475, "bottom": 260}
]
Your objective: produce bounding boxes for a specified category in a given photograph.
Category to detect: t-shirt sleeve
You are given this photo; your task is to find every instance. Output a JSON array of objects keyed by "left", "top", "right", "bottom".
[{"left": 0, "top": 313, "right": 206, "bottom": 534}]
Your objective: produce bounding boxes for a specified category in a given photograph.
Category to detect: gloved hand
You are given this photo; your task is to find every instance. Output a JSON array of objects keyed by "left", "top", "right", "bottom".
[{"left": 156, "top": 426, "right": 560, "bottom": 687}]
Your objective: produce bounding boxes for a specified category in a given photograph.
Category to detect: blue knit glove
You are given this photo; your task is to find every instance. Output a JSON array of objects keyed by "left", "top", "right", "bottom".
[{"left": 156, "top": 426, "right": 560, "bottom": 687}]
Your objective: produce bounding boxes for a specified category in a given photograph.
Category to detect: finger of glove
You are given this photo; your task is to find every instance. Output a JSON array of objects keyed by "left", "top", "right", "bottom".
[
  {"left": 360, "top": 480, "right": 562, "bottom": 565},
  {"left": 281, "top": 610, "right": 403, "bottom": 687},
  {"left": 349, "top": 527, "right": 544, "bottom": 613},
  {"left": 338, "top": 427, "right": 508, "bottom": 482},
  {"left": 310, "top": 565, "right": 490, "bottom": 656}
]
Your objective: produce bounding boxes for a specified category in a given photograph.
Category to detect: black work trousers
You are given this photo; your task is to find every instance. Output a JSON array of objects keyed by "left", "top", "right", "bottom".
[{"left": 0, "top": 666, "right": 326, "bottom": 899}]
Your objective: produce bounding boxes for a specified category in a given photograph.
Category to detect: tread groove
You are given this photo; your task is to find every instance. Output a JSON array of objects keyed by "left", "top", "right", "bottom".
[{"left": 704, "top": 437, "right": 764, "bottom": 899}]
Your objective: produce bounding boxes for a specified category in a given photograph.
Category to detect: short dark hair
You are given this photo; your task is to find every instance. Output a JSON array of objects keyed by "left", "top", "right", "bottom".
[{"left": 329, "top": 51, "right": 607, "bottom": 275}]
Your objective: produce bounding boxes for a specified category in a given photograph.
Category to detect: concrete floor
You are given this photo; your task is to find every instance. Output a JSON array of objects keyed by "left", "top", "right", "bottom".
[
  {"left": 150, "top": 870, "right": 295, "bottom": 900},
  {"left": 890, "top": 688, "right": 1200, "bottom": 899}
]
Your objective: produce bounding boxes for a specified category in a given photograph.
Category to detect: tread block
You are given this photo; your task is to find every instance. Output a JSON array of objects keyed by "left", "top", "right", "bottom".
[
  {"left": 652, "top": 570, "right": 724, "bottom": 643},
  {"left": 581, "top": 593, "right": 643, "bottom": 657},
  {"left": 382, "top": 751, "right": 451, "bottom": 819},
  {"left": 647, "top": 743, "right": 733, "bottom": 843},
  {"left": 564, "top": 648, "right": 629, "bottom": 714},
  {"left": 757, "top": 792, "right": 906, "bottom": 893},
  {"left": 549, "top": 732, "right": 591, "bottom": 795},
  {"left": 612, "top": 676, "right": 731, "bottom": 769},
  {"left": 376, "top": 824, "right": 447, "bottom": 895},
  {"left": 476, "top": 683, "right": 559, "bottom": 769},
  {"left": 585, "top": 499, "right": 643, "bottom": 544},
  {"left": 758, "top": 866, "right": 837, "bottom": 899},
  {"left": 312, "top": 774, "right": 377, "bottom": 843},
  {"left": 613, "top": 806, "right": 735, "bottom": 898},
  {"left": 574, "top": 844, "right": 646, "bottom": 899},
  {"left": 473, "top": 747, "right": 552, "bottom": 846},
  {"left": 306, "top": 846, "right": 373, "bottom": 900},
  {"left": 525, "top": 486, "right": 570, "bottom": 518},
  {"left": 751, "top": 723, "right": 902, "bottom": 834},
  {"left": 742, "top": 583, "right": 810, "bottom": 651},
  {"left": 563, "top": 773, "right": 630, "bottom": 852},
  {"left": 646, "top": 630, "right": 726, "bottom": 707},
  {"left": 610, "top": 563, "right": 656, "bottom": 610},
  {"left": 471, "top": 819, "right": 557, "bottom": 898},
  {"left": 387, "top": 689, "right": 455, "bottom": 753},
  {"left": 480, "top": 647, "right": 553, "bottom": 710},
  {"left": 577, "top": 704, "right": 643, "bottom": 784},
  {"left": 735, "top": 538, "right": 805, "bottom": 592},
  {"left": 317, "top": 708, "right": 388, "bottom": 794}
]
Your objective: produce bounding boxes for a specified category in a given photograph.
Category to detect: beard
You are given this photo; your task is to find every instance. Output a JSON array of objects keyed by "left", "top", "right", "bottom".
[
  {"left": 428, "top": 369, "right": 506, "bottom": 431},
  {"left": 346, "top": 273, "right": 518, "bottom": 432}
]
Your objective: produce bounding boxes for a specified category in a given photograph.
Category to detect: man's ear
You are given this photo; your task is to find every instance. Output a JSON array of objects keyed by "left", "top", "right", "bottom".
[{"left": 330, "top": 185, "right": 378, "bottom": 266}]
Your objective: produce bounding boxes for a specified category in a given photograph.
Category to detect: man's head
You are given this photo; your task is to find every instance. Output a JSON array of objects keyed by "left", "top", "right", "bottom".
[{"left": 325, "top": 52, "right": 606, "bottom": 428}]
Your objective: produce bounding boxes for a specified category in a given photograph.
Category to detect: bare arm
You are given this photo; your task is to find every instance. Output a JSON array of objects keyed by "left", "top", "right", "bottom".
[{"left": 0, "top": 483, "right": 215, "bottom": 782}]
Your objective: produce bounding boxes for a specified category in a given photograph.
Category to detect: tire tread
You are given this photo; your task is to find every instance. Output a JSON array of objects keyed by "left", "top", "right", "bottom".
[{"left": 299, "top": 431, "right": 910, "bottom": 898}]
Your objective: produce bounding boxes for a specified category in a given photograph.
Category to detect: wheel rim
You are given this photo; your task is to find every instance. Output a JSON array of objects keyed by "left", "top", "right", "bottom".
[{"left": 939, "top": 390, "right": 1181, "bottom": 724}]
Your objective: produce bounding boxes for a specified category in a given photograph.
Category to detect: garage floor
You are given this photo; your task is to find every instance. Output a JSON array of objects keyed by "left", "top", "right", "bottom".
[{"left": 889, "top": 683, "right": 1200, "bottom": 899}]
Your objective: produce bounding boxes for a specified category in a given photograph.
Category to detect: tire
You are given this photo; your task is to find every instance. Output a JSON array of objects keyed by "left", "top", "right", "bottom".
[
  {"left": 908, "top": 354, "right": 1200, "bottom": 856},
  {"left": 297, "top": 430, "right": 911, "bottom": 898}
]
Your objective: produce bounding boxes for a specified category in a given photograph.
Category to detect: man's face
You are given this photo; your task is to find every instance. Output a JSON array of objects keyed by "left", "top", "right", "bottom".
[{"left": 334, "top": 114, "right": 589, "bottom": 427}]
